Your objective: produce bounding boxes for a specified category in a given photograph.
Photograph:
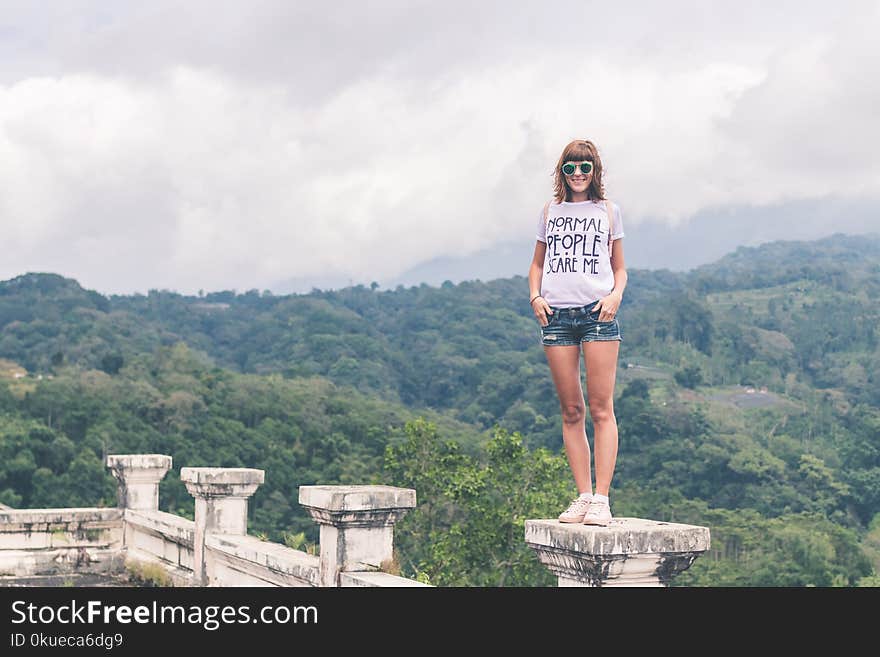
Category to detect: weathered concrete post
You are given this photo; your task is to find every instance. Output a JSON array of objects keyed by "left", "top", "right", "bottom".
[
  {"left": 299, "top": 485, "right": 416, "bottom": 587},
  {"left": 181, "top": 467, "right": 265, "bottom": 586},
  {"left": 525, "top": 518, "right": 710, "bottom": 587},
  {"left": 106, "top": 454, "right": 172, "bottom": 511}
]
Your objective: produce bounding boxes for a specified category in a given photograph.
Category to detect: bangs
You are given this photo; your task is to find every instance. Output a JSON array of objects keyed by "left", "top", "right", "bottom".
[{"left": 563, "top": 141, "right": 596, "bottom": 162}]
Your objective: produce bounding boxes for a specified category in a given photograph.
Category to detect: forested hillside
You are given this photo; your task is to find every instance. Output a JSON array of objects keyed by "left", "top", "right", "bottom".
[{"left": 1, "top": 231, "right": 879, "bottom": 586}]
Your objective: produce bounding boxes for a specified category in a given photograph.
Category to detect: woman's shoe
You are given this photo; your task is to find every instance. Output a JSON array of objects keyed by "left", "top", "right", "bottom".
[
  {"left": 558, "top": 496, "right": 593, "bottom": 523},
  {"left": 582, "top": 499, "right": 612, "bottom": 526}
]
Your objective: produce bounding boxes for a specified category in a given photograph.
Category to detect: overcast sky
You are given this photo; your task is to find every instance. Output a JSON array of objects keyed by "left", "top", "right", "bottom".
[{"left": 1, "top": 1, "right": 878, "bottom": 296}]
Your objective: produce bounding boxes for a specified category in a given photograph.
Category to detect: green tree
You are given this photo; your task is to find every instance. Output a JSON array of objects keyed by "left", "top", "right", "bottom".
[
  {"left": 674, "top": 365, "right": 704, "bottom": 389},
  {"left": 384, "top": 418, "right": 571, "bottom": 586},
  {"left": 99, "top": 353, "right": 124, "bottom": 375}
]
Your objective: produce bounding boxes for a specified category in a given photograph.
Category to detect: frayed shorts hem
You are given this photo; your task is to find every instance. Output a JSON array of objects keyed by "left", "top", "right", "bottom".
[{"left": 541, "top": 336, "right": 622, "bottom": 347}]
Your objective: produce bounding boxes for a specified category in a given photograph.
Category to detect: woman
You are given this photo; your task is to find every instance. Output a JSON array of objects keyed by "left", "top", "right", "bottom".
[{"left": 527, "top": 138, "right": 628, "bottom": 526}]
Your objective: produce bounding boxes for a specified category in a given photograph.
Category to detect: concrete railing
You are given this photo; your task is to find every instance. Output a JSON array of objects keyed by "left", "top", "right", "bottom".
[
  {"left": 121, "top": 509, "right": 195, "bottom": 586},
  {"left": 0, "top": 453, "right": 426, "bottom": 587},
  {"left": 204, "top": 533, "right": 320, "bottom": 587},
  {"left": 1, "top": 453, "right": 711, "bottom": 587},
  {"left": 0, "top": 507, "right": 124, "bottom": 580}
]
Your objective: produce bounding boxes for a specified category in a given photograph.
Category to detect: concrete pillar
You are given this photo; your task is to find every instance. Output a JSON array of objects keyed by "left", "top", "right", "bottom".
[
  {"left": 181, "top": 467, "right": 265, "bottom": 586},
  {"left": 299, "top": 485, "right": 416, "bottom": 587},
  {"left": 525, "top": 517, "right": 710, "bottom": 587},
  {"left": 106, "top": 454, "right": 172, "bottom": 511}
]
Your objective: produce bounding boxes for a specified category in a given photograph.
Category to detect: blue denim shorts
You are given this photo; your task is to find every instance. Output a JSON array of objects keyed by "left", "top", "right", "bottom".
[{"left": 538, "top": 303, "right": 622, "bottom": 346}]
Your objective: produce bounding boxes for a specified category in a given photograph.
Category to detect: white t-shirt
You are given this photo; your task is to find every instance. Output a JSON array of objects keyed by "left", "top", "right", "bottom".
[{"left": 535, "top": 199, "right": 625, "bottom": 308}]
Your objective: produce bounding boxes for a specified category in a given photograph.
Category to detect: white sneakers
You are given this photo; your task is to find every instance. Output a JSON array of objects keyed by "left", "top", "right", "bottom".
[
  {"left": 558, "top": 496, "right": 593, "bottom": 523},
  {"left": 582, "top": 499, "right": 612, "bottom": 526},
  {"left": 558, "top": 496, "right": 613, "bottom": 526}
]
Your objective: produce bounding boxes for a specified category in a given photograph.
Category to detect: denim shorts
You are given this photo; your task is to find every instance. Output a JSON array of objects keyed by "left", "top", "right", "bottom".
[{"left": 538, "top": 303, "right": 622, "bottom": 346}]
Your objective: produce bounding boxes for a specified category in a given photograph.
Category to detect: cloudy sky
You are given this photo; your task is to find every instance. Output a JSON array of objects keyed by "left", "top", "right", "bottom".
[{"left": 1, "top": 1, "right": 878, "bottom": 296}]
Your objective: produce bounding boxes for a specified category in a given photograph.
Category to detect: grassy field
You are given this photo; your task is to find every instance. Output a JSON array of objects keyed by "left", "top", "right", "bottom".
[
  {"left": 0, "top": 358, "right": 38, "bottom": 400},
  {"left": 705, "top": 279, "right": 822, "bottom": 316}
]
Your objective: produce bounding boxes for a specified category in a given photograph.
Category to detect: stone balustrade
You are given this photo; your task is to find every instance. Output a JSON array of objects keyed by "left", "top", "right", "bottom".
[
  {"left": 0, "top": 454, "right": 427, "bottom": 587},
  {"left": 0, "top": 453, "right": 711, "bottom": 587}
]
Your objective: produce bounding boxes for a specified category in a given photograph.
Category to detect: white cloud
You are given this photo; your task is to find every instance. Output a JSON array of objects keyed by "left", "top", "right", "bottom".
[{"left": 0, "top": 1, "right": 877, "bottom": 294}]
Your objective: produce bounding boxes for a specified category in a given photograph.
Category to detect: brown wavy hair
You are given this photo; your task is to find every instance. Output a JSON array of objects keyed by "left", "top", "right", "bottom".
[{"left": 552, "top": 139, "right": 606, "bottom": 203}]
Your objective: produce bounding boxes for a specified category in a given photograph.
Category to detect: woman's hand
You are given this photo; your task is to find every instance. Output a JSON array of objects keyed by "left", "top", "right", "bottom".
[
  {"left": 531, "top": 296, "right": 553, "bottom": 326},
  {"left": 591, "top": 291, "right": 622, "bottom": 322}
]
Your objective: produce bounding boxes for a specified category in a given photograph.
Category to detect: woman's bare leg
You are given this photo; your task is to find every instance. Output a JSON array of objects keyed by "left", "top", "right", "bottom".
[
  {"left": 582, "top": 340, "right": 620, "bottom": 496},
  {"left": 544, "top": 344, "right": 592, "bottom": 494}
]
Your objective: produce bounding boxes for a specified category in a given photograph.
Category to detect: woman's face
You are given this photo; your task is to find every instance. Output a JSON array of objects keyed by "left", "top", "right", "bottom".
[{"left": 563, "top": 160, "right": 593, "bottom": 195}]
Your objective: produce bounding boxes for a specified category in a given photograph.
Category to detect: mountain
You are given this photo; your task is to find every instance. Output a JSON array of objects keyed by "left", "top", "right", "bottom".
[{"left": 268, "top": 196, "right": 880, "bottom": 294}]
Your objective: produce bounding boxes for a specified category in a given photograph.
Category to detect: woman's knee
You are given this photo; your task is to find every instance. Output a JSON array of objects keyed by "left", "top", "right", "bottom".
[
  {"left": 588, "top": 401, "right": 615, "bottom": 424},
  {"left": 561, "top": 402, "right": 586, "bottom": 424}
]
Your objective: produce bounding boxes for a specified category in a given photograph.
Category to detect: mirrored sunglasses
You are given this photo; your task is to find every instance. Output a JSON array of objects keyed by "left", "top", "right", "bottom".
[{"left": 562, "top": 161, "right": 594, "bottom": 176}]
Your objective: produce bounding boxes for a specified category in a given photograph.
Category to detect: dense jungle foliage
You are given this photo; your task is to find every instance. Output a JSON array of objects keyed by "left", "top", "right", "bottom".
[{"left": 1, "top": 232, "right": 879, "bottom": 586}]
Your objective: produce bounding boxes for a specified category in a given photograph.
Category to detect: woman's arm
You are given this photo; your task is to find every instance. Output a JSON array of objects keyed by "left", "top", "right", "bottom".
[
  {"left": 609, "top": 238, "right": 627, "bottom": 300},
  {"left": 528, "top": 240, "right": 546, "bottom": 301},
  {"left": 528, "top": 240, "right": 553, "bottom": 323},
  {"left": 593, "top": 238, "right": 627, "bottom": 321}
]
